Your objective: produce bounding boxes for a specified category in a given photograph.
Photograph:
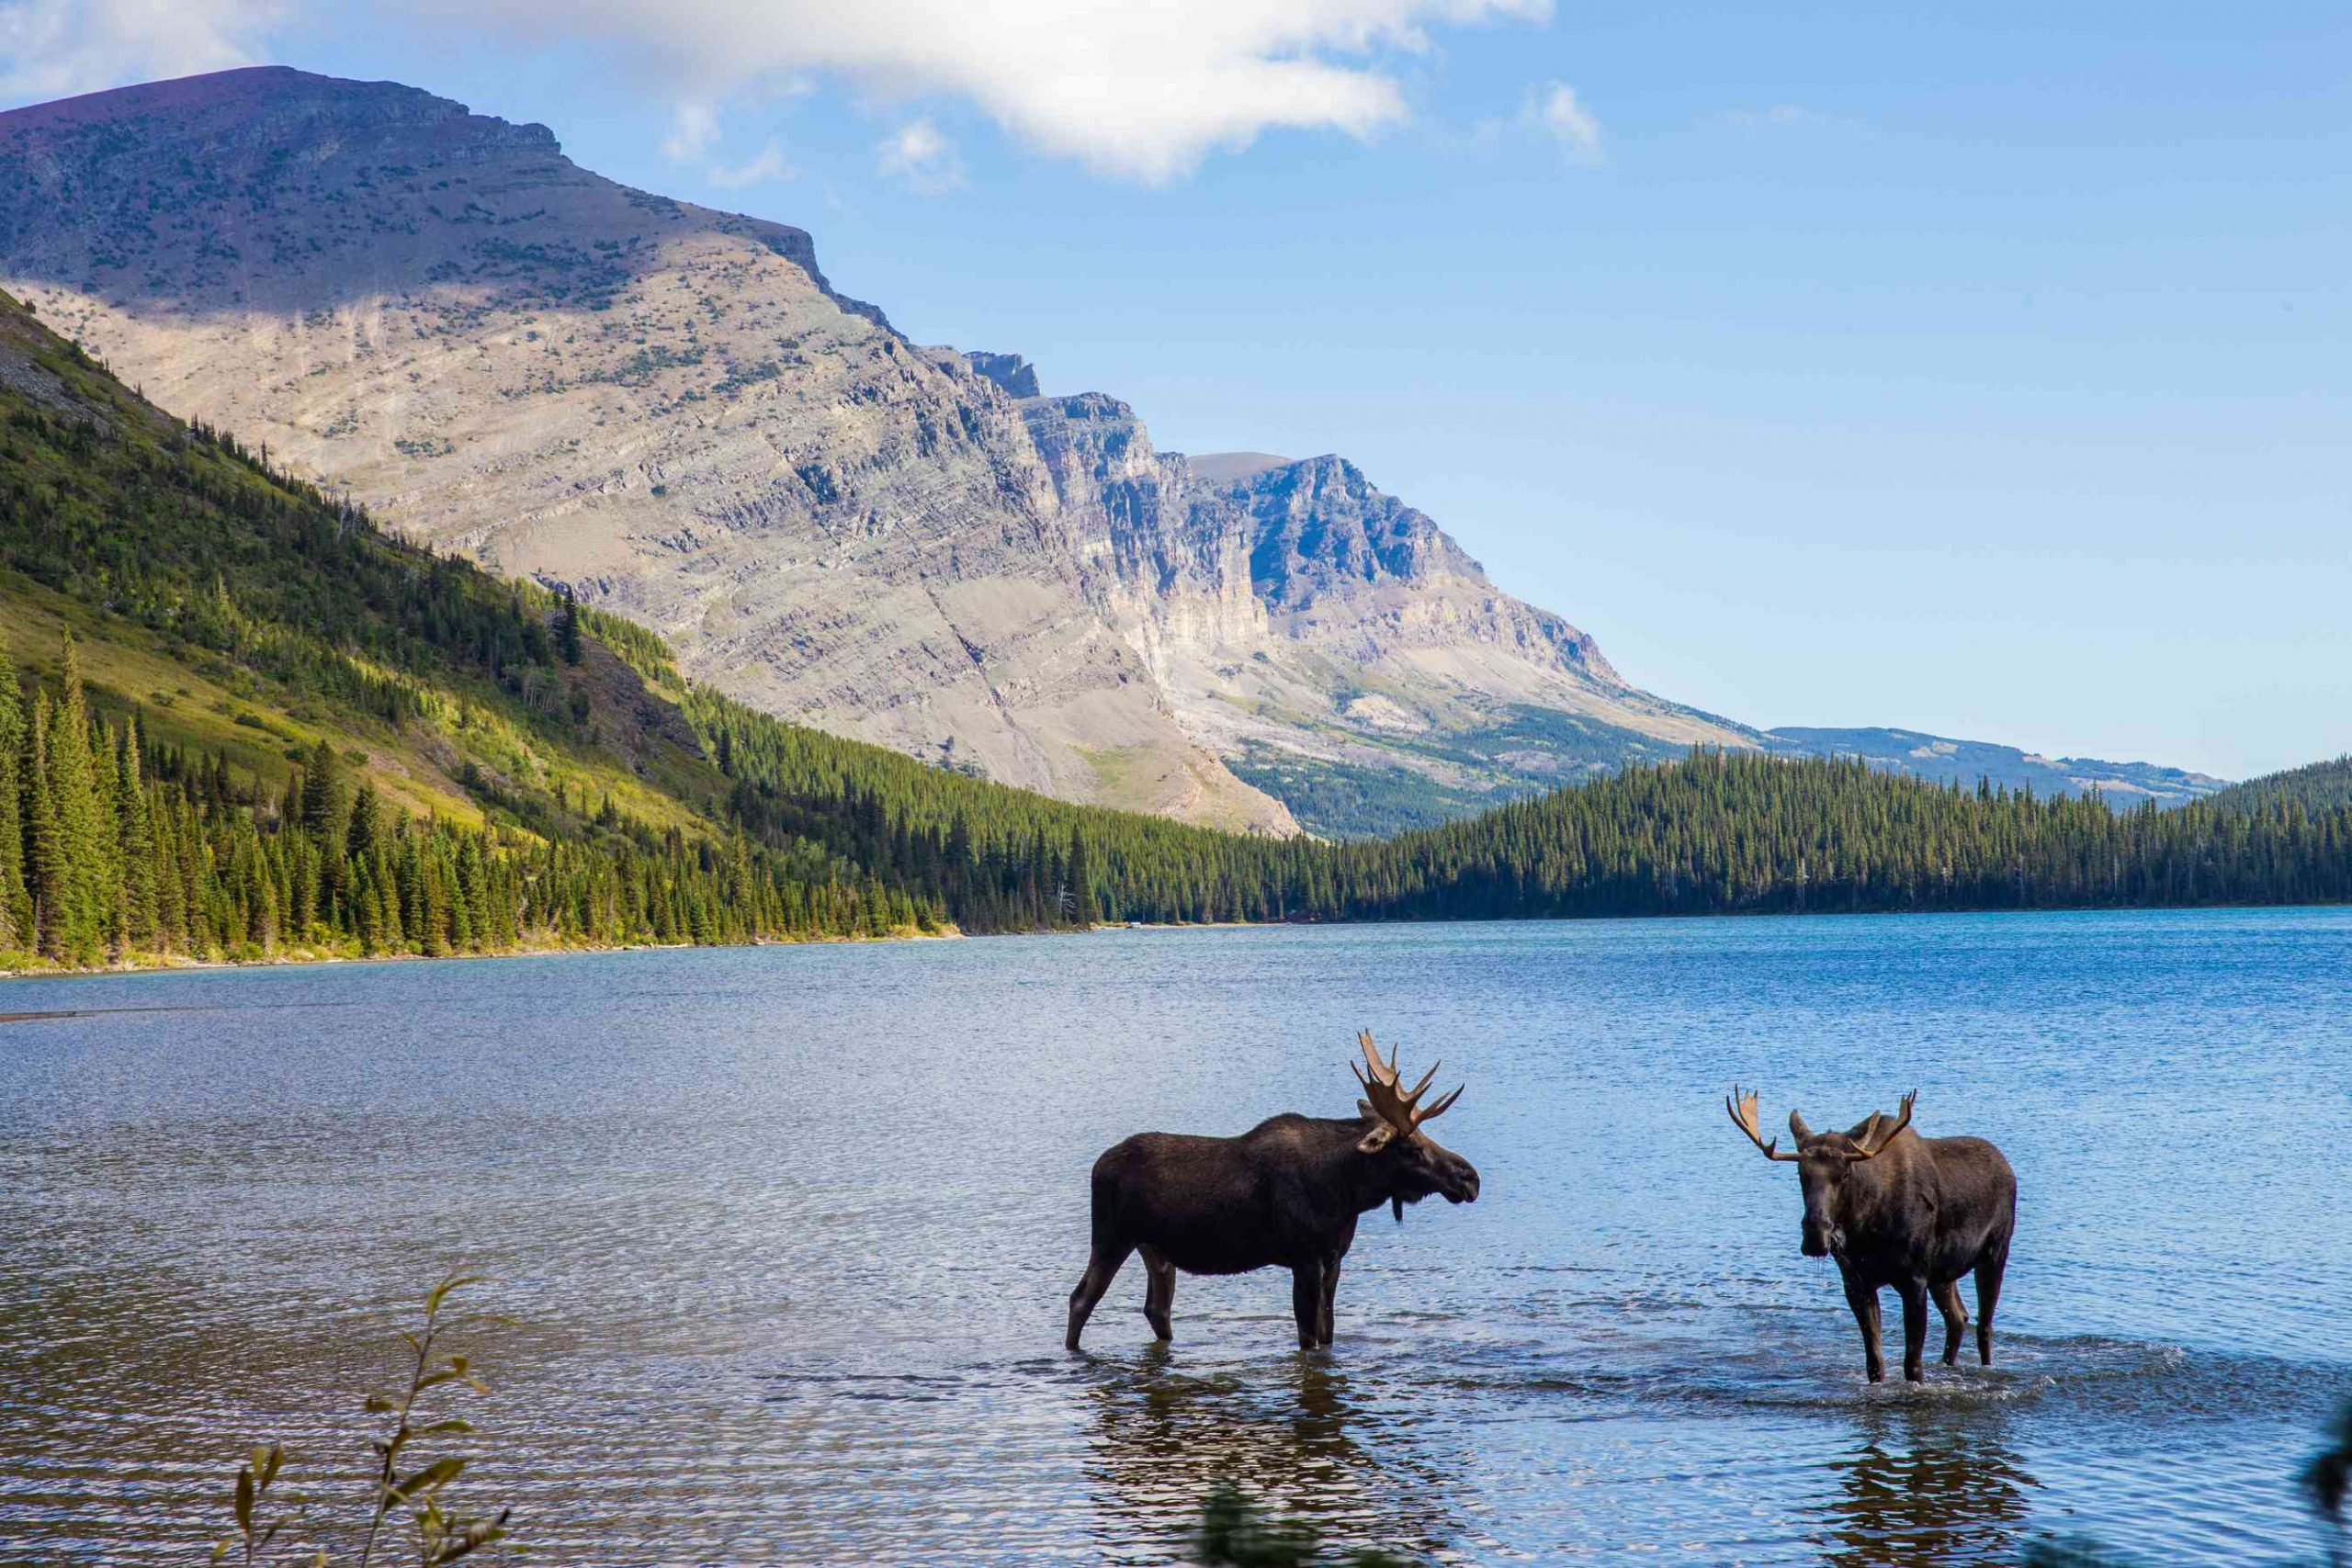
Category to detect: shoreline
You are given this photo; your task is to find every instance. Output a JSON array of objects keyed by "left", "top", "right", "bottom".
[
  {"left": 5, "top": 897, "right": 2343, "bottom": 992},
  {"left": 0, "top": 925, "right": 967, "bottom": 987}
]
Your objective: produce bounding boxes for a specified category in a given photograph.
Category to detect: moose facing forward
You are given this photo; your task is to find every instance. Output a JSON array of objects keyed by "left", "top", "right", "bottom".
[
  {"left": 1727, "top": 1087, "right": 2017, "bottom": 1383},
  {"left": 1067, "top": 1031, "right": 1480, "bottom": 1351}
]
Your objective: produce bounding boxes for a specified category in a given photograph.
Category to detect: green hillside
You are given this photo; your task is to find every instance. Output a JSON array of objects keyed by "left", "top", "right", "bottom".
[
  {"left": 1317, "top": 750, "right": 2352, "bottom": 919},
  {"left": 4, "top": 284, "right": 2348, "bottom": 974},
  {"left": 0, "top": 288, "right": 960, "bottom": 964},
  {"left": 0, "top": 285, "right": 1313, "bottom": 962},
  {"left": 2208, "top": 756, "right": 2352, "bottom": 816}
]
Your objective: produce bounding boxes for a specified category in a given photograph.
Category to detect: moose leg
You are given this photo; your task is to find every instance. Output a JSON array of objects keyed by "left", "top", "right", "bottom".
[
  {"left": 1896, "top": 1279, "right": 1929, "bottom": 1383},
  {"left": 1291, "top": 1260, "right": 1326, "bottom": 1351},
  {"left": 1932, "top": 1279, "right": 1970, "bottom": 1367},
  {"left": 1973, "top": 1241, "right": 2007, "bottom": 1368},
  {"left": 1315, "top": 1257, "right": 1341, "bottom": 1349},
  {"left": 1066, "top": 1241, "right": 1133, "bottom": 1351},
  {"left": 1139, "top": 1245, "right": 1177, "bottom": 1342},
  {"left": 1841, "top": 1273, "right": 1886, "bottom": 1383}
]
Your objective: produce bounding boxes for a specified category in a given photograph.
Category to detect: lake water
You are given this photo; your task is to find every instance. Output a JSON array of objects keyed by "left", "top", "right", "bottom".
[{"left": 3, "top": 909, "right": 2349, "bottom": 1565}]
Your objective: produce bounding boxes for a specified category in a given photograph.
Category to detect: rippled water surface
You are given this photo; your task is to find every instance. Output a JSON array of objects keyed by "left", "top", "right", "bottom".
[{"left": 4, "top": 910, "right": 2350, "bottom": 1564}]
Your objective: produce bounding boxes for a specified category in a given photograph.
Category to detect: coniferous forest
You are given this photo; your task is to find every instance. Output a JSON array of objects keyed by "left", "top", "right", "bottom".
[{"left": 1, "top": 283, "right": 2348, "bottom": 974}]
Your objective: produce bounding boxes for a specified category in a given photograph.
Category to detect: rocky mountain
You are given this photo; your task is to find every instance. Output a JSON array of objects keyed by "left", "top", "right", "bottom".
[
  {"left": 1762, "top": 728, "right": 2228, "bottom": 809},
  {"left": 996, "top": 377, "right": 1748, "bottom": 832},
  {"left": 0, "top": 67, "right": 1762, "bottom": 836},
  {"left": 0, "top": 67, "right": 1295, "bottom": 833},
  {"left": 0, "top": 69, "right": 2228, "bottom": 837}
]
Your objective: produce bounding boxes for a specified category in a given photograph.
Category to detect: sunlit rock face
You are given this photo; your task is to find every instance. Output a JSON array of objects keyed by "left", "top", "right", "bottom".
[{"left": 0, "top": 66, "right": 1754, "bottom": 836}]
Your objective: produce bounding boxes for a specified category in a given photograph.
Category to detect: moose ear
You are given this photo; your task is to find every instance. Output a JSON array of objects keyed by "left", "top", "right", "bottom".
[{"left": 1356, "top": 1121, "right": 1396, "bottom": 1154}]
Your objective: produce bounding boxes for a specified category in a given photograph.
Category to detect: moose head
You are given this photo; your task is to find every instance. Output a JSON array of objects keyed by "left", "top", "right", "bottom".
[
  {"left": 1353, "top": 1030, "right": 1481, "bottom": 1220},
  {"left": 1726, "top": 1086, "right": 1916, "bottom": 1258}
]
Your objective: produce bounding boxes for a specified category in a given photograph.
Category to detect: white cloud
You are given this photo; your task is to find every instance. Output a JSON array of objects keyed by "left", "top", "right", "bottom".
[
  {"left": 0, "top": 0, "right": 279, "bottom": 102},
  {"left": 707, "top": 137, "right": 792, "bottom": 187},
  {"left": 6, "top": 0, "right": 1555, "bottom": 184},
  {"left": 661, "top": 101, "right": 718, "bottom": 162},
  {"left": 876, "top": 118, "right": 960, "bottom": 193},
  {"left": 1529, "top": 81, "right": 1600, "bottom": 164}
]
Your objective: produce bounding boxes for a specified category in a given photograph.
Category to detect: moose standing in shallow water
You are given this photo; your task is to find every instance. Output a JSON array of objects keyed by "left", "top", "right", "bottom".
[
  {"left": 1726, "top": 1087, "right": 2017, "bottom": 1383},
  {"left": 1067, "top": 1031, "right": 1481, "bottom": 1351}
]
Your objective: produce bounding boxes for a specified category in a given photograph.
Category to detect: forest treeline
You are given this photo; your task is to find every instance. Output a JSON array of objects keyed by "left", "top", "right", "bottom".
[
  {"left": 0, "top": 637, "right": 943, "bottom": 965},
  {"left": 2, "top": 285, "right": 2348, "bottom": 973},
  {"left": 2209, "top": 754, "right": 2352, "bottom": 817},
  {"left": 694, "top": 685, "right": 2352, "bottom": 927}
]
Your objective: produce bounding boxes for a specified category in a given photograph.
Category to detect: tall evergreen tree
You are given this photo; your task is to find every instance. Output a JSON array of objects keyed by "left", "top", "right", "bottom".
[
  {"left": 24, "top": 689, "right": 61, "bottom": 960},
  {"left": 0, "top": 642, "right": 25, "bottom": 950},
  {"left": 1068, "top": 830, "right": 1099, "bottom": 927},
  {"left": 114, "top": 723, "right": 157, "bottom": 951},
  {"left": 553, "top": 586, "right": 583, "bottom": 666}
]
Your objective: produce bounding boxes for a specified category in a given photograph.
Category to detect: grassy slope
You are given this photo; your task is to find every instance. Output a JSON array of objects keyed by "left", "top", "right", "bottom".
[
  {"left": 0, "top": 288, "right": 757, "bottom": 853},
  {"left": 0, "top": 287, "right": 1289, "bottom": 920}
]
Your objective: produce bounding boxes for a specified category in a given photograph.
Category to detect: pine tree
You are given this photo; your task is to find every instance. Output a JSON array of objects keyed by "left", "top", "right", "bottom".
[
  {"left": 114, "top": 723, "right": 157, "bottom": 950},
  {"left": 23, "top": 690, "right": 59, "bottom": 959},
  {"left": 300, "top": 739, "right": 345, "bottom": 840},
  {"left": 0, "top": 643, "right": 26, "bottom": 951},
  {"left": 554, "top": 586, "right": 583, "bottom": 665},
  {"left": 345, "top": 783, "right": 379, "bottom": 862},
  {"left": 46, "top": 640, "right": 111, "bottom": 964},
  {"left": 1068, "top": 829, "right": 1099, "bottom": 927}
]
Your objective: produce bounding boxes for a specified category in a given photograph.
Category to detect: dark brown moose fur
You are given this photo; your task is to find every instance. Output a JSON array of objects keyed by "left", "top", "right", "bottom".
[
  {"left": 1729, "top": 1088, "right": 2018, "bottom": 1383},
  {"left": 1067, "top": 1034, "right": 1479, "bottom": 1351}
]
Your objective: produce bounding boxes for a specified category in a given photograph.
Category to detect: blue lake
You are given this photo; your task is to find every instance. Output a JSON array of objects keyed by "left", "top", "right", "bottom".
[{"left": 3, "top": 908, "right": 2348, "bottom": 1563}]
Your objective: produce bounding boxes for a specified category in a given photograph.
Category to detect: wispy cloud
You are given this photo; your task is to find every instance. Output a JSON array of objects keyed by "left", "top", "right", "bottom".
[
  {"left": 1529, "top": 81, "right": 1601, "bottom": 164},
  {"left": 707, "top": 138, "right": 791, "bottom": 187},
  {"left": 661, "top": 101, "right": 719, "bottom": 162},
  {"left": 1467, "top": 80, "right": 1603, "bottom": 165},
  {"left": 876, "top": 118, "right": 962, "bottom": 194},
  {"left": 0, "top": 0, "right": 278, "bottom": 102},
  {"left": 6, "top": 0, "right": 1555, "bottom": 184}
]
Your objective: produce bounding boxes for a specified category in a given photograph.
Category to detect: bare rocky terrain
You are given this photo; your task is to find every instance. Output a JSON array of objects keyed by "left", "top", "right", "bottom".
[{"left": 0, "top": 68, "right": 2225, "bottom": 834}]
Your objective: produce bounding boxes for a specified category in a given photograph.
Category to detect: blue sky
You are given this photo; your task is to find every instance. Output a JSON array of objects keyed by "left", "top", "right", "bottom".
[{"left": 6, "top": 2, "right": 2347, "bottom": 778}]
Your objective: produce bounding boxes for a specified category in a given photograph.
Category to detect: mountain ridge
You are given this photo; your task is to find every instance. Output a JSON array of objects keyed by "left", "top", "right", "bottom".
[{"left": 0, "top": 68, "right": 2232, "bottom": 834}]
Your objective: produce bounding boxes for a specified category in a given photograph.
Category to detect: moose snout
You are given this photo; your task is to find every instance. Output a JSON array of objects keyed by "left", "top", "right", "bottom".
[
  {"left": 1446, "top": 1168, "right": 1481, "bottom": 1204},
  {"left": 1801, "top": 1223, "right": 1841, "bottom": 1258}
]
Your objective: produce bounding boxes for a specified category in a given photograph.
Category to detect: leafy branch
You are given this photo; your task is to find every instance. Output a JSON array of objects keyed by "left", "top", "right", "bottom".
[{"left": 215, "top": 1272, "right": 514, "bottom": 1568}]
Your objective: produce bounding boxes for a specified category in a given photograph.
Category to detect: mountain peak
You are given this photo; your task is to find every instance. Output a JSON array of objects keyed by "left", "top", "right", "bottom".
[
  {"left": 0, "top": 67, "right": 1758, "bottom": 838},
  {"left": 1184, "top": 451, "right": 1293, "bottom": 486},
  {"left": 964, "top": 350, "right": 1039, "bottom": 398},
  {"left": 0, "top": 65, "right": 559, "bottom": 153},
  {"left": 0, "top": 64, "right": 899, "bottom": 326}
]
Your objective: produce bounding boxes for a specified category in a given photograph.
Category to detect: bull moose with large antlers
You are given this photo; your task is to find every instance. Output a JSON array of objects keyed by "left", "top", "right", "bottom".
[
  {"left": 1066, "top": 1031, "right": 1480, "bottom": 1351},
  {"left": 1726, "top": 1088, "right": 2017, "bottom": 1383}
]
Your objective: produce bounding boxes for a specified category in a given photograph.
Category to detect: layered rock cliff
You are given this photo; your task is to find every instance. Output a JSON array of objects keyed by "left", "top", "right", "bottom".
[
  {"left": 1007, "top": 387, "right": 1751, "bottom": 831},
  {"left": 0, "top": 68, "right": 1753, "bottom": 835},
  {"left": 0, "top": 67, "right": 1295, "bottom": 830}
]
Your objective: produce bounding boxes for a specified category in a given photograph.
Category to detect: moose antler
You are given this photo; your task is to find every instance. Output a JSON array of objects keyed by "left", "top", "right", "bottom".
[
  {"left": 1846, "top": 1091, "right": 1917, "bottom": 1160},
  {"left": 1726, "top": 1086, "right": 1802, "bottom": 1161},
  {"left": 1354, "top": 1029, "right": 1463, "bottom": 1134}
]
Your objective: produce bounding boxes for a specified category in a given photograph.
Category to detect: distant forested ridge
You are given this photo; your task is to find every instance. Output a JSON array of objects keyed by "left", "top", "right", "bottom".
[
  {"left": 1309, "top": 751, "right": 2352, "bottom": 919},
  {"left": 2208, "top": 756, "right": 2352, "bottom": 817},
  {"left": 2, "top": 283, "right": 2347, "bottom": 973}
]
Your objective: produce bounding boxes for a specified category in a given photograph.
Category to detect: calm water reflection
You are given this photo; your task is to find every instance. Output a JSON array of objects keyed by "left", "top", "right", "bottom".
[
  {"left": 1818, "top": 1412, "right": 2037, "bottom": 1568},
  {"left": 2, "top": 909, "right": 2348, "bottom": 1563}
]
